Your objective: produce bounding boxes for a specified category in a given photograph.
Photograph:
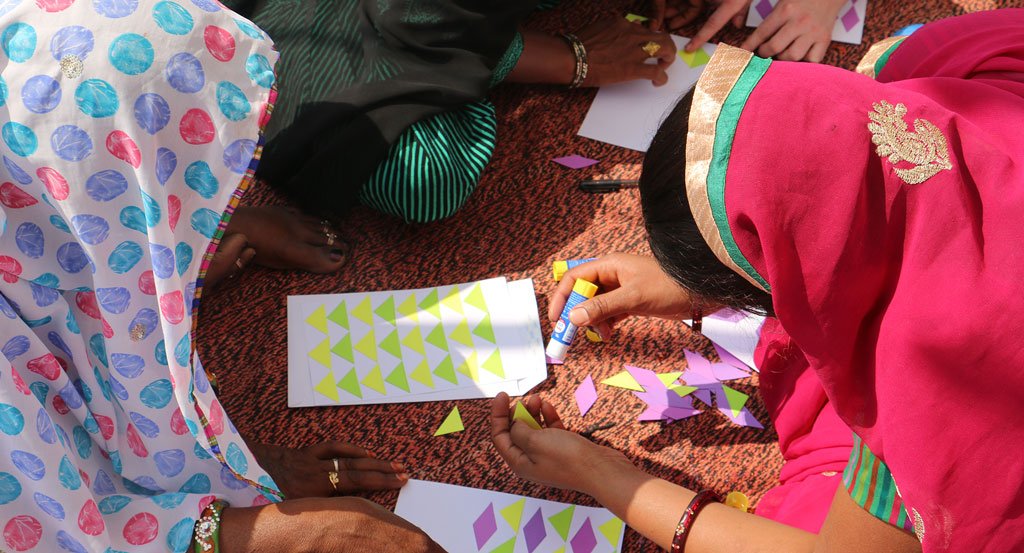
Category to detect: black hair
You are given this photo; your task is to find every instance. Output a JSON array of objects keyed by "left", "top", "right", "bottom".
[{"left": 639, "top": 88, "right": 774, "bottom": 316}]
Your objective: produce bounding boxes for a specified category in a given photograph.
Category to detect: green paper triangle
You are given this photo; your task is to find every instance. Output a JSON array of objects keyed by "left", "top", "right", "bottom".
[
  {"left": 327, "top": 301, "right": 348, "bottom": 328},
  {"left": 625, "top": 12, "right": 649, "bottom": 22},
  {"left": 351, "top": 296, "right": 373, "bottom": 325},
  {"left": 600, "top": 371, "right": 644, "bottom": 391},
  {"left": 500, "top": 499, "right": 526, "bottom": 531},
  {"left": 374, "top": 296, "right": 396, "bottom": 324},
  {"left": 433, "top": 406, "right": 463, "bottom": 436},
  {"left": 305, "top": 305, "right": 328, "bottom": 334},
  {"left": 455, "top": 352, "right": 479, "bottom": 382},
  {"left": 397, "top": 294, "right": 418, "bottom": 322},
  {"left": 336, "top": 368, "right": 362, "bottom": 398},
  {"left": 354, "top": 329, "right": 378, "bottom": 361},
  {"left": 488, "top": 537, "right": 516, "bottom": 553},
  {"left": 449, "top": 320, "right": 474, "bottom": 348},
  {"left": 656, "top": 372, "right": 683, "bottom": 387},
  {"left": 409, "top": 360, "right": 434, "bottom": 388},
  {"left": 401, "top": 327, "right": 425, "bottom": 355},
  {"left": 419, "top": 289, "right": 441, "bottom": 319},
  {"left": 330, "top": 334, "right": 354, "bottom": 363},
  {"left": 670, "top": 384, "right": 699, "bottom": 397},
  {"left": 314, "top": 371, "right": 339, "bottom": 401},
  {"left": 361, "top": 365, "right": 386, "bottom": 394},
  {"left": 512, "top": 403, "right": 541, "bottom": 430},
  {"left": 441, "top": 286, "right": 463, "bottom": 314},
  {"left": 679, "top": 47, "right": 710, "bottom": 68},
  {"left": 385, "top": 363, "right": 410, "bottom": 392},
  {"left": 481, "top": 350, "right": 504, "bottom": 378},
  {"left": 425, "top": 324, "right": 448, "bottom": 350},
  {"left": 473, "top": 315, "right": 496, "bottom": 343},
  {"left": 464, "top": 283, "right": 488, "bottom": 311},
  {"left": 379, "top": 329, "right": 401, "bottom": 359},
  {"left": 548, "top": 505, "right": 575, "bottom": 541},
  {"left": 433, "top": 355, "right": 458, "bottom": 385},
  {"left": 721, "top": 385, "right": 749, "bottom": 417},
  {"left": 598, "top": 517, "right": 625, "bottom": 547},
  {"left": 308, "top": 338, "right": 331, "bottom": 369}
]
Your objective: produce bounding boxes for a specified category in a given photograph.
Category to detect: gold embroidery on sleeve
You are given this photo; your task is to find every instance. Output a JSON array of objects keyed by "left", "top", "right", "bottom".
[{"left": 868, "top": 100, "right": 952, "bottom": 185}]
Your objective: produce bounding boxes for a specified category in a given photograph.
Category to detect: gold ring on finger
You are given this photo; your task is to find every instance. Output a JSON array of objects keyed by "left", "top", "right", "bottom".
[
  {"left": 325, "top": 232, "right": 337, "bottom": 247},
  {"left": 328, "top": 470, "right": 340, "bottom": 492},
  {"left": 642, "top": 41, "right": 661, "bottom": 57}
]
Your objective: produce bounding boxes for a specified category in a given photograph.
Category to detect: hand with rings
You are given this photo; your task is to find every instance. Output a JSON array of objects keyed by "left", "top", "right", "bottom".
[
  {"left": 572, "top": 17, "right": 677, "bottom": 87},
  {"left": 320, "top": 219, "right": 339, "bottom": 249},
  {"left": 249, "top": 441, "right": 410, "bottom": 499}
]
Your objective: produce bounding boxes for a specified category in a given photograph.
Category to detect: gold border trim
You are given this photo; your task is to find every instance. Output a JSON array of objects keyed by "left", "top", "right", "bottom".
[
  {"left": 684, "top": 45, "right": 763, "bottom": 291},
  {"left": 856, "top": 36, "right": 905, "bottom": 78}
]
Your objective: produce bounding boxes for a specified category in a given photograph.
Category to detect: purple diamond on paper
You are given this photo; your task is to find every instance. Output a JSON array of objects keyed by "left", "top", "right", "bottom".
[
  {"left": 473, "top": 503, "right": 498, "bottom": 550},
  {"left": 570, "top": 518, "right": 599, "bottom": 553},
  {"left": 523, "top": 508, "right": 547, "bottom": 553},
  {"left": 755, "top": 0, "right": 775, "bottom": 19},
  {"left": 841, "top": 5, "right": 860, "bottom": 31}
]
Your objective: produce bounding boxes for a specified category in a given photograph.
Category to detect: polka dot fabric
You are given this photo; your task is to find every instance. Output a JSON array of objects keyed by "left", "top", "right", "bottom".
[{"left": 0, "top": 0, "right": 279, "bottom": 551}]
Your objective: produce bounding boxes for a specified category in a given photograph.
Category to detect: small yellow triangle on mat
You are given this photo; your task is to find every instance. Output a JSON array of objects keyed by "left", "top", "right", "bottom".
[
  {"left": 656, "top": 372, "right": 684, "bottom": 387},
  {"left": 433, "top": 406, "right": 464, "bottom": 436},
  {"left": 600, "top": 371, "right": 644, "bottom": 391}
]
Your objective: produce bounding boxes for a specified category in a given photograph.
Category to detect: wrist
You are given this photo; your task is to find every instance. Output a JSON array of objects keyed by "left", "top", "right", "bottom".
[{"left": 579, "top": 446, "right": 641, "bottom": 500}]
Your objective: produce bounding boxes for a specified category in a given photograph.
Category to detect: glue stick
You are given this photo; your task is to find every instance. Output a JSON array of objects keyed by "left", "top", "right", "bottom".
[
  {"left": 552, "top": 258, "right": 597, "bottom": 281},
  {"left": 546, "top": 278, "right": 599, "bottom": 361}
]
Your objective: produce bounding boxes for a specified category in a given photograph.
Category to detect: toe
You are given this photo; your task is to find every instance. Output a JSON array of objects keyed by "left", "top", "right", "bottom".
[
  {"left": 206, "top": 233, "right": 249, "bottom": 287},
  {"left": 302, "top": 244, "right": 347, "bottom": 274}
]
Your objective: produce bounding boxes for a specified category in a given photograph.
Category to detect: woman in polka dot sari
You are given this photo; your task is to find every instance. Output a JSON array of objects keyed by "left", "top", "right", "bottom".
[{"left": 0, "top": 0, "right": 441, "bottom": 551}]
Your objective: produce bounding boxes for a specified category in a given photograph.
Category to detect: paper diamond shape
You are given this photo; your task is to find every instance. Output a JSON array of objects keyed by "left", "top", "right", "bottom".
[
  {"left": 755, "top": 0, "right": 774, "bottom": 19},
  {"left": 841, "top": 5, "right": 860, "bottom": 31},
  {"left": 523, "top": 508, "right": 546, "bottom": 553},
  {"left": 473, "top": 503, "right": 498, "bottom": 549},
  {"left": 569, "top": 518, "right": 598, "bottom": 553}
]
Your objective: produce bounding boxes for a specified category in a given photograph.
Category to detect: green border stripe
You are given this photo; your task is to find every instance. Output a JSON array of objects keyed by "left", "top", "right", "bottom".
[
  {"left": 873, "top": 38, "right": 905, "bottom": 78},
  {"left": 706, "top": 56, "right": 772, "bottom": 292}
]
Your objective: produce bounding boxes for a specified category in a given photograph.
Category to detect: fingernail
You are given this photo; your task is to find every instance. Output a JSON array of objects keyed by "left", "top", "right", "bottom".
[
  {"left": 392, "top": 462, "right": 405, "bottom": 471},
  {"left": 329, "top": 250, "right": 343, "bottom": 261},
  {"left": 367, "top": 451, "right": 377, "bottom": 458},
  {"left": 568, "top": 308, "right": 589, "bottom": 326},
  {"left": 398, "top": 473, "right": 410, "bottom": 480}
]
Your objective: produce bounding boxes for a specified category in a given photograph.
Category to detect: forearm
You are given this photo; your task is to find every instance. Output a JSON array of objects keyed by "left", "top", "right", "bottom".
[
  {"left": 586, "top": 462, "right": 817, "bottom": 552},
  {"left": 505, "top": 29, "right": 574, "bottom": 85}
]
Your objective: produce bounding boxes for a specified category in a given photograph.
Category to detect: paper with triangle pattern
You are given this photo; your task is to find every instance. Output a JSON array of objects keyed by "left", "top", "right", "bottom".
[
  {"left": 396, "top": 480, "right": 624, "bottom": 553},
  {"left": 288, "top": 278, "right": 548, "bottom": 407}
]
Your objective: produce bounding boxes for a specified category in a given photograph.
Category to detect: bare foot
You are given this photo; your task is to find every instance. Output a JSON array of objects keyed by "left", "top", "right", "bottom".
[
  {"left": 205, "top": 233, "right": 256, "bottom": 288},
  {"left": 226, "top": 206, "right": 346, "bottom": 273}
]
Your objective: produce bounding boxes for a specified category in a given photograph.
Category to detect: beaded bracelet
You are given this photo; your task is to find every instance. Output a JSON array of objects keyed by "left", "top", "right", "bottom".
[
  {"left": 193, "top": 499, "right": 229, "bottom": 553},
  {"left": 670, "top": 490, "right": 720, "bottom": 552},
  {"left": 561, "top": 33, "right": 588, "bottom": 88}
]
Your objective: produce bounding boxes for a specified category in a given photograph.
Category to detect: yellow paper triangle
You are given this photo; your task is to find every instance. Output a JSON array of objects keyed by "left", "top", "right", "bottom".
[
  {"left": 327, "top": 301, "right": 348, "bottom": 328},
  {"left": 409, "top": 360, "right": 434, "bottom": 388},
  {"left": 464, "top": 283, "right": 488, "bottom": 311},
  {"left": 313, "top": 371, "right": 339, "bottom": 401},
  {"left": 598, "top": 517, "right": 625, "bottom": 547},
  {"left": 441, "top": 286, "right": 463, "bottom": 314},
  {"left": 552, "top": 548, "right": 565, "bottom": 553},
  {"left": 401, "top": 327, "right": 425, "bottom": 355},
  {"left": 600, "top": 371, "right": 644, "bottom": 391},
  {"left": 425, "top": 324, "right": 449, "bottom": 350},
  {"left": 330, "top": 334, "right": 354, "bottom": 363},
  {"left": 656, "top": 372, "right": 684, "bottom": 387},
  {"left": 455, "top": 351, "right": 479, "bottom": 382},
  {"left": 499, "top": 498, "right": 526, "bottom": 531},
  {"left": 351, "top": 296, "right": 373, "bottom": 325},
  {"left": 397, "top": 294, "right": 418, "bottom": 323},
  {"left": 379, "top": 329, "right": 401, "bottom": 359},
  {"left": 433, "top": 355, "right": 457, "bottom": 384},
  {"left": 481, "top": 350, "right": 504, "bottom": 378},
  {"left": 548, "top": 505, "right": 575, "bottom": 540},
  {"left": 449, "top": 320, "right": 474, "bottom": 348},
  {"left": 512, "top": 402, "right": 541, "bottom": 430},
  {"left": 354, "top": 329, "right": 377, "bottom": 361},
  {"left": 721, "top": 385, "right": 750, "bottom": 417},
  {"left": 433, "top": 406, "right": 464, "bottom": 436},
  {"left": 488, "top": 537, "right": 516, "bottom": 553},
  {"left": 336, "top": 368, "right": 362, "bottom": 398},
  {"left": 374, "top": 296, "right": 396, "bottom": 324},
  {"left": 305, "top": 305, "right": 328, "bottom": 334},
  {"left": 670, "top": 384, "right": 699, "bottom": 397},
  {"left": 385, "top": 363, "right": 410, "bottom": 392},
  {"left": 361, "top": 365, "right": 386, "bottom": 394},
  {"left": 308, "top": 338, "right": 331, "bottom": 369},
  {"left": 679, "top": 47, "right": 711, "bottom": 68},
  {"left": 473, "top": 314, "right": 496, "bottom": 343},
  {"left": 625, "top": 12, "right": 649, "bottom": 22},
  {"left": 418, "top": 289, "right": 441, "bottom": 320}
]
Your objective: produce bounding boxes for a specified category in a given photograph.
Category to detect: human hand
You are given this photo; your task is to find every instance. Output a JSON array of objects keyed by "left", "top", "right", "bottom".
[
  {"left": 575, "top": 18, "right": 677, "bottom": 87},
  {"left": 684, "top": 0, "right": 751, "bottom": 51},
  {"left": 250, "top": 441, "right": 409, "bottom": 499},
  {"left": 547, "top": 253, "right": 693, "bottom": 341},
  {"left": 490, "top": 393, "right": 633, "bottom": 495},
  {"left": 740, "top": 0, "right": 845, "bottom": 61}
]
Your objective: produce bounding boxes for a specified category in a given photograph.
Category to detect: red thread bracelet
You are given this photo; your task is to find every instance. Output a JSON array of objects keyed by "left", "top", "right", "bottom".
[{"left": 671, "top": 489, "right": 720, "bottom": 552}]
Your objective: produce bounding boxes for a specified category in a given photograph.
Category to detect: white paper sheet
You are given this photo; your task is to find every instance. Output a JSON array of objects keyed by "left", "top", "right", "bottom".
[
  {"left": 685, "top": 308, "right": 766, "bottom": 371},
  {"left": 578, "top": 36, "right": 715, "bottom": 152},
  {"left": 745, "top": 0, "right": 867, "bottom": 45},
  {"left": 287, "top": 278, "right": 547, "bottom": 407},
  {"left": 395, "top": 480, "right": 625, "bottom": 553}
]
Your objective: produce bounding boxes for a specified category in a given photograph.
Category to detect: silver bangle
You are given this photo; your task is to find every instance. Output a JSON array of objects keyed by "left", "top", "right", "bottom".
[{"left": 562, "top": 33, "right": 588, "bottom": 88}]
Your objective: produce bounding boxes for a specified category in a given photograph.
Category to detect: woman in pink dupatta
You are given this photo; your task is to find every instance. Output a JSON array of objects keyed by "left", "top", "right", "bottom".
[{"left": 490, "top": 9, "right": 1024, "bottom": 552}]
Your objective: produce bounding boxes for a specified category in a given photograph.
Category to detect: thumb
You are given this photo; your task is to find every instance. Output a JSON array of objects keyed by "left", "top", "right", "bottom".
[{"left": 568, "top": 289, "right": 633, "bottom": 327}]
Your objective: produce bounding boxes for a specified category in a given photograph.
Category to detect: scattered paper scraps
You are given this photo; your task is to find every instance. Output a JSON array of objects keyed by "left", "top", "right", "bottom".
[
  {"left": 552, "top": 155, "right": 600, "bottom": 169},
  {"left": 746, "top": 0, "right": 866, "bottom": 44},
  {"left": 395, "top": 480, "right": 625, "bottom": 553},
  {"left": 600, "top": 371, "right": 644, "bottom": 391},
  {"left": 685, "top": 308, "right": 767, "bottom": 371},
  {"left": 434, "top": 406, "right": 465, "bottom": 436},
  {"left": 287, "top": 278, "right": 547, "bottom": 407},
  {"left": 545, "top": 355, "right": 564, "bottom": 365},
  {"left": 512, "top": 402, "right": 543, "bottom": 430},
  {"left": 575, "top": 375, "right": 598, "bottom": 417}
]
